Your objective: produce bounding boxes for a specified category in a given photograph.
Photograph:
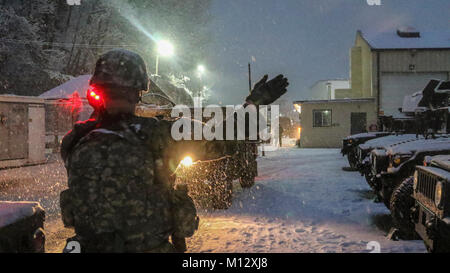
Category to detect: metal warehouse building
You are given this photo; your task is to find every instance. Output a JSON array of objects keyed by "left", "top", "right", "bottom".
[{"left": 296, "top": 27, "right": 450, "bottom": 148}]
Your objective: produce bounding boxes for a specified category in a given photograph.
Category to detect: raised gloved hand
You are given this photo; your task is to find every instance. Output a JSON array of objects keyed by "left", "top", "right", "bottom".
[{"left": 246, "top": 74, "right": 289, "bottom": 106}]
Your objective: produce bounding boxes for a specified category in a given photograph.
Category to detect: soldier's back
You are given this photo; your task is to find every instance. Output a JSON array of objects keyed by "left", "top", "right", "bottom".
[{"left": 64, "top": 114, "right": 175, "bottom": 252}]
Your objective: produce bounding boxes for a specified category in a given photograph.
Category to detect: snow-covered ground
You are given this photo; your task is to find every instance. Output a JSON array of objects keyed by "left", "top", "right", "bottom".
[
  {"left": 187, "top": 148, "right": 426, "bottom": 253},
  {"left": 0, "top": 148, "right": 426, "bottom": 253}
]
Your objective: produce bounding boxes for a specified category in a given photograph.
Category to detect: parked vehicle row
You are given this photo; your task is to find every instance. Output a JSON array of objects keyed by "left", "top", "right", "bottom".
[{"left": 342, "top": 79, "right": 450, "bottom": 252}]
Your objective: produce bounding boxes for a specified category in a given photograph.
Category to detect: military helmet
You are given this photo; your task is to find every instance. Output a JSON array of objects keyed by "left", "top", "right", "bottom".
[{"left": 90, "top": 49, "right": 149, "bottom": 91}]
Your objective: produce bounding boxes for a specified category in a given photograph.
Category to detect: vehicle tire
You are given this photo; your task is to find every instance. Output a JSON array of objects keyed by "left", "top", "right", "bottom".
[
  {"left": 347, "top": 149, "right": 358, "bottom": 169},
  {"left": 389, "top": 176, "right": 418, "bottom": 239},
  {"left": 211, "top": 180, "right": 233, "bottom": 210},
  {"left": 239, "top": 175, "right": 255, "bottom": 188}
]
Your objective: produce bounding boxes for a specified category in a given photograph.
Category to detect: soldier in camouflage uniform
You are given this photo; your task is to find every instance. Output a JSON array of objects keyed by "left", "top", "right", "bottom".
[{"left": 60, "top": 49, "right": 288, "bottom": 253}]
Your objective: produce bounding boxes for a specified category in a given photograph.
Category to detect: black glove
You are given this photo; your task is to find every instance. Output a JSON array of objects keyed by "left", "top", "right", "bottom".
[{"left": 246, "top": 74, "right": 289, "bottom": 106}]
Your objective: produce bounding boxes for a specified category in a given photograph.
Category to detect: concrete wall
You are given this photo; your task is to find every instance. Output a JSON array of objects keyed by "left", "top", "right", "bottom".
[{"left": 299, "top": 99, "right": 377, "bottom": 148}]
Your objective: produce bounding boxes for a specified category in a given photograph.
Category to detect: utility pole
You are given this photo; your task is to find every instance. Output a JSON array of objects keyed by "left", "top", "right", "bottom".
[{"left": 248, "top": 63, "right": 252, "bottom": 94}]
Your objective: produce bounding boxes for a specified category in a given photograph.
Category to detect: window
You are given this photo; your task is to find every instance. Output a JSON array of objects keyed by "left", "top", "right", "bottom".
[{"left": 313, "top": 109, "right": 332, "bottom": 127}]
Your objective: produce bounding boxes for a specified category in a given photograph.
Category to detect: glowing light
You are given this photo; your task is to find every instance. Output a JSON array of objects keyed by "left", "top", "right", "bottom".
[
  {"left": 197, "top": 65, "right": 205, "bottom": 74},
  {"left": 157, "top": 40, "right": 174, "bottom": 57},
  {"left": 90, "top": 91, "right": 96, "bottom": 97},
  {"left": 180, "top": 156, "right": 193, "bottom": 167},
  {"left": 95, "top": 95, "right": 100, "bottom": 100},
  {"left": 298, "top": 127, "right": 302, "bottom": 139}
]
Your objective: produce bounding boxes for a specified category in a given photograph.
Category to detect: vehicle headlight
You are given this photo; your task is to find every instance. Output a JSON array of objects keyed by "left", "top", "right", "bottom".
[
  {"left": 393, "top": 155, "right": 402, "bottom": 166},
  {"left": 349, "top": 139, "right": 353, "bottom": 144},
  {"left": 435, "top": 181, "right": 444, "bottom": 208},
  {"left": 180, "top": 156, "right": 193, "bottom": 167},
  {"left": 413, "top": 171, "right": 418, "bottom": 192}
]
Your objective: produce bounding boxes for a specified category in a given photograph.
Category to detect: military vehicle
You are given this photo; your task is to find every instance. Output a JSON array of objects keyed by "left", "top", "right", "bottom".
[
  {"left": 137, "top": 79, "right": 259, "bottom": 210},
  {"left": 373, "top": 80, "right": 449, "bottom": 237},
  {"left": 357, "top": 134, "right": 421, "bottom": 183},
  {"left": 341, "top": 132, "right": 391, "bottom": 169},
  {"left": 342, "top": 79, "right": 446, "bottom": 172},
  {"left": 411, "top": 155, "right": 450, "bottom": 252},
  {"left": 175, "top": 140, "right": 258, "bottom": 209},
  {"left": 378, "top": 136, "right": 450, "bottom": 211},
  {"left": 0, "top": 202, "right": 45, "bottom": 253}
]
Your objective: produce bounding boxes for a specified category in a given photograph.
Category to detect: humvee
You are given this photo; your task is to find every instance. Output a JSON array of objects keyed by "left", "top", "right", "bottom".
[
  {"left": 357, "top": 134, "right": 420, "bottom": 183},
  {"left": 341, "top": 132, "right": 391, "bottom": 169},
  {"left": 137, "top": 83, "right": 259, "bottom": 210},
  {"left": 412, "top": 155, "right": 450, "bottom": 252}
]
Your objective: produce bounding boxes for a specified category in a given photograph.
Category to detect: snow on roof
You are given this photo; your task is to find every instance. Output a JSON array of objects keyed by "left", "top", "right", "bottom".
[
  {"left": 39, "top": 75, "right": 91, "bottom": 99},
  {"left": 360, "top": 29, "right": 450, "bottom": 50},
  {"left": 386, "top": 135, "right": 450, "bottom": 155},
  {"left": 359, "top": 134, "right": 422, "bottom": 150},
  {"left": 0, "top": 201, "right": 44, "bottom": 228}
]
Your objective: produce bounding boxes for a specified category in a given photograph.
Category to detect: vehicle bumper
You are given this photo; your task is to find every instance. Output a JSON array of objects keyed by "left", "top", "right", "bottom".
[{"left": 414, "top": 202, "right": 450, "bottom": 252}]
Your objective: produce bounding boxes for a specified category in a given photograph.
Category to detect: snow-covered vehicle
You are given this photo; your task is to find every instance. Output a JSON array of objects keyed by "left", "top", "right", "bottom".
[
  {"left": 175, "top": 141, "right": 257, "bottom": 209},
  {"left": 357, "top": 134, "right": 421, "bottom": 182},
  {"left": 137, "top": 90, "right": 258, "bottom": 210},
  {"left": 341, "top": 132, "right": 391, "bottom": 169},
  {"left": 367, "top": 136, "right": 425, "bottom": 195},
  {"left": 378, "top": 136, "right": 450, "bottom": 238},
  {"left": 411, "top": 155, "right": 450, "bottom": 252},
  {"left": 343, "top": 79, "right": 449, "bottom": 173},
  {"left": 0, "top": 202, "right": 45, "bottom": 253},
  {"left": 382, "top": 136, "right": 450, "bottom": 202}
]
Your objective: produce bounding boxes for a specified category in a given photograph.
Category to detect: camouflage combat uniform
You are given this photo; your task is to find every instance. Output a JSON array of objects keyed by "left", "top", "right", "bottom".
[{"left": 60, "top": 113, "right": 199, "bottom": 253}]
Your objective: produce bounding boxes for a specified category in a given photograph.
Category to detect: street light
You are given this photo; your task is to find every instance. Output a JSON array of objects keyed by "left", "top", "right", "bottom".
[
  {"left": 197, "top": 65, "right": 205, "bottom": 74},
  {"left": 155, "top": 40, "right": 174, "bottom": 76}
]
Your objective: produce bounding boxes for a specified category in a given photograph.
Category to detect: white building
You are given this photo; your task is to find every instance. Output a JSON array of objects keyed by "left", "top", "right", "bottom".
[{"left": 308, "top": 79, "right": 350, "bottom": 100}]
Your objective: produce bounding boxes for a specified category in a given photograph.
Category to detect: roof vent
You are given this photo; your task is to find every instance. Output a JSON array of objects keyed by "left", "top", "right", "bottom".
[{"left": 397, "top": 27, "right": 420, "bottom": 38}]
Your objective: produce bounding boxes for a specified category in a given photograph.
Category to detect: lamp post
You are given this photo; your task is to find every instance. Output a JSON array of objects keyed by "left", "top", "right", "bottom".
[
  {"left": 196, "top": 65, "right": 206, "bottom": 98},
  {"left": 155, "top": 40, "right": 174, "bottom": 76}
]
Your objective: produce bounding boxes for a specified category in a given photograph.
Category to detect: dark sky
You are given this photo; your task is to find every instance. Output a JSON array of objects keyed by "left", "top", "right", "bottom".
[{"left": 203, "top": 0, "right": 450, "bottom": 105}]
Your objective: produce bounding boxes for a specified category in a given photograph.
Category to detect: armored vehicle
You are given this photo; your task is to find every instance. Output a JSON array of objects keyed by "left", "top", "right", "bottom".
[
  {"left": 379, "top": 136, "right": 450, "bottom": 237},
  {"left": 342, "top": 79, "right": 448, "bottom": 173},
  {"left": 137, "top": 83, "right": 258, "bottom": 210},
  {"left": 341, "top": 132, "right": 391, "bottom": 169},
  {"left": 357, "top": 134, "right": 421, "bottom": 182},
  {"left": 412, "top": 155, "right": 450, "bottom": 252}
]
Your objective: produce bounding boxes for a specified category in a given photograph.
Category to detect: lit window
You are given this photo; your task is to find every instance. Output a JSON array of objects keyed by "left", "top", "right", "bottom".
[{"left": 313, "top": 109, "right": 332, "bottom": 127}]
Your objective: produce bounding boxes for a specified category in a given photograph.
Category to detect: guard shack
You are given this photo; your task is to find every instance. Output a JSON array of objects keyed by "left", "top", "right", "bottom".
[{"left": 0, "top": 95, "right": 46, "bottom": 169}]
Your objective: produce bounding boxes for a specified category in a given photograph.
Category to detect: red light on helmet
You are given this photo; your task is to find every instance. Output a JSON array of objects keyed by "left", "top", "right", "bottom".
[{"left": 87, "top": 86, "right": 104, "bottom": 109}]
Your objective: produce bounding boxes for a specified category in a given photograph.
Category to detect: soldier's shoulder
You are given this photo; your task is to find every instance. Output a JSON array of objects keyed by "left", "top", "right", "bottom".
[
  {"left": 130, "top": 115, "right": 173, "bottom": 131},
  {"left": 61, "top": 119, "right": 99, "bottom": 162}
]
